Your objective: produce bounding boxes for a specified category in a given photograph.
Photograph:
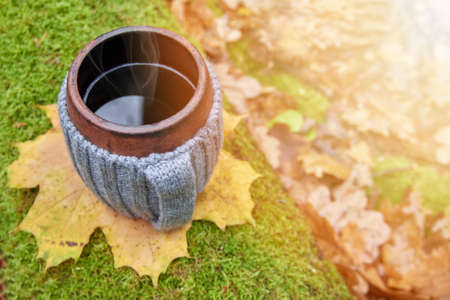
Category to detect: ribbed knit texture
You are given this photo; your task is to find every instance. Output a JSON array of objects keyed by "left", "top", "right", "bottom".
[{"left": 58, "top": 63, "right": 223, "bottom": 230}]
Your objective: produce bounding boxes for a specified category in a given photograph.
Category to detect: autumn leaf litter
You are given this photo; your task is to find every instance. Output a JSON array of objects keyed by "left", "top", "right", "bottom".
[{"left": 169, "top": 0, "right": 450, "bottom": 298}]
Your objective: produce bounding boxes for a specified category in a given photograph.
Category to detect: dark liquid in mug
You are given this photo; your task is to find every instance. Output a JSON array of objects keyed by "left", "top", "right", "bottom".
[{"left": 83, "top": 63, "right": 195, "bottom": 126}]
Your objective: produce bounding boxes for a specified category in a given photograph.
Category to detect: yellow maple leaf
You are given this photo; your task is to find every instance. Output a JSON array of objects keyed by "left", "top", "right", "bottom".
[
  {"left": 8, "top": 105, "right": 256, "bottom": 286},
  {"left": 223, "top": 111, "right": 245, "bottom": 138},
  {"left": 194, "top": 150, "right": 259, "bottom": 229}
]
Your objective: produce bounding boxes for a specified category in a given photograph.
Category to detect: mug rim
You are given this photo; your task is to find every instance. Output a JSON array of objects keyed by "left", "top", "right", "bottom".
[{"left": 66, "top": 25, "right": 208, "bottom": 136}]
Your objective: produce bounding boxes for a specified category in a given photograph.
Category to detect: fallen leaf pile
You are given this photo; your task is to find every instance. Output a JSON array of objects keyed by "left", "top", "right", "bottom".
[
  {"left": 197, "top": 0, "right": 450, "bottom": 166},
  {"left": 293, "top": 147, "right": 450, "bottom": 299},
  {"left": 8, "top": 105, "right": 259, "bottom": 285},
  {"left": 168, "top": 1, "right": 450, "bottom": 298},
  {"left": 379, "top": 197, "right": 450, "bottom": 297},
  {"left": 299, "top": 178, "right": 450, "bottom": 299}
]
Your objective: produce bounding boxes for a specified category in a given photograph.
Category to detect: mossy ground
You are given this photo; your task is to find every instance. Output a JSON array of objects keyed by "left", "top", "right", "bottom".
[
  {"left": 373, "top": 156, "right": 450, "bottom": 213},
  {"left": 0, "top": 0, "right": 349, "bottom": 298}
]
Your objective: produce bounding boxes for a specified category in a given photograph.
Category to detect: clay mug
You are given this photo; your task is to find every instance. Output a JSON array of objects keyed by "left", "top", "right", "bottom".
[{"left": 58, "top": 26, "right": 223, "bottom": 230}]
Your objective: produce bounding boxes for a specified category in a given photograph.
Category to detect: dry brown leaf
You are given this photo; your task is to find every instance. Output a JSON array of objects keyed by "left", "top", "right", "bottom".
[
  {"left": 170, "top": 0, "right": 187, "bottom": 23},
  {"left": 170, "top": 0, "right": 215, "bottom": 40},
  {"left": 347, "top": 141, "right": 373, "bottom": 166},
  {"left": 431, "top": 215, "right": 450, "bottom": 239},
  {"left": 8, "top": 105, "right": 258, "bottom": 285},
  {"left": 298, "top": 149, "right": 351, "bottom": 180},
  {"left": 250, "top": 125, "right": 281, "bottom": 169},
  {"left": 379, "top": 191, "right": 450, "bottom": 298},
  {"left": 307, "top": 165, "right": 389, "bottom": 265},
  {"left": 299, "top": 198, "right": 374, "bottom": 299},
  {"left": 213, "top": 62, "right": 263, "bottom": 114},
  {"left": 317, "top": 114, "right": 348, "bottom": 140},
  {"left": 215, "top": 16, "right": 242, "bottom": 42},
  {"left": 170, "top": 0, "right": 226, "bottom": 59},
  {"left": 341, "top": 108, "right": 391, "bottom": 137},
  {"left": 297, "top": 164, "right": 396, "bottom": 298}
]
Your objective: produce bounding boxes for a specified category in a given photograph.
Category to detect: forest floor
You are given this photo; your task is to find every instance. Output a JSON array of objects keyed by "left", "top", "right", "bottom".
[
  {"left": 170, "top": 0, "right": 450, "bottom": 298},
  {"left": 0, "top": 0, "right": 349, "bottom": 298}
]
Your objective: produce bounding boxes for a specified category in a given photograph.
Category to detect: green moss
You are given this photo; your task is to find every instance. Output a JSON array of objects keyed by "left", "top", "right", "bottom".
[
  {"left": 0, "top": 0, "right": 349, "bottom": 298},
  {"left": 268, "top": 110, "right": 304, "bottom": 133},
  {"left": 227, "top": 39, "right": 261, "bottom": 74},
  {"left": 205, "top": 0, "right": 224, "bottom": 17},
  {"left": 228, "top": 40, "right": 329, "bottom": 122},
  {"left": 373, "top": 156, "right": 450, "bottom": 213}
]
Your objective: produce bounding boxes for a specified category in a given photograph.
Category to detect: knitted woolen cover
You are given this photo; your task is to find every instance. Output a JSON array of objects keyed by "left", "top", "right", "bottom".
[{"left": 58, "top": 64, "right": 223, "bottom": 230}]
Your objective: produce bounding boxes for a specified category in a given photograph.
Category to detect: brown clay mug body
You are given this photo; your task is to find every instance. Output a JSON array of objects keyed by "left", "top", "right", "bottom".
[{"left": 58, "top": 26, "right": 223, "bottom": 230}]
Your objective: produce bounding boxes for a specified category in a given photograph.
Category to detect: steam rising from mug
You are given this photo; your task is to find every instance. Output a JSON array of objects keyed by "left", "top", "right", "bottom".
[{"left": 82, "top": 33, "right": 195, "bottom": 126}]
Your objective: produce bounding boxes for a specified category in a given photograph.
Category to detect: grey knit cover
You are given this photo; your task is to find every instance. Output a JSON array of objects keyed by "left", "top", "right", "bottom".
[{"left": 58, "top": 64, "right": 223, "bottom": 231}]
